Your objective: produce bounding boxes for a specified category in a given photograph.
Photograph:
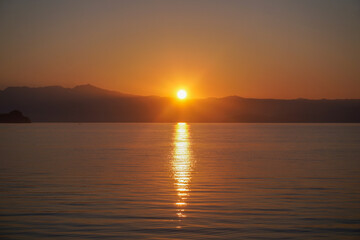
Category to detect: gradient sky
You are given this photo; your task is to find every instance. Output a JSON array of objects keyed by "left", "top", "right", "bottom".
[{"left": 0, "top": 0, "right": 359, "bottom": 98}]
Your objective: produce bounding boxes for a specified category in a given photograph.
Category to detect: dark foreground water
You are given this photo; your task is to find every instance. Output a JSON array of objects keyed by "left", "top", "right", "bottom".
[{"left": 0, "top": 123, "right": 359, "bottom": 239}]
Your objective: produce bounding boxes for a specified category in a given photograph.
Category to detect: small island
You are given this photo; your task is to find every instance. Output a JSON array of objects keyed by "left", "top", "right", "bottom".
[{"left": 0, "top": 110, "right": 31, "bottom": 123}]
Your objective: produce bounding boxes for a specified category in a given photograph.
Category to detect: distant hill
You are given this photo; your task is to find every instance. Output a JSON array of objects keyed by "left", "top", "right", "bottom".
[
  {"left": 0, "top": 85, "right": 359, "bottom": 122},
  {"left": 0, "top": 110, "right": 31, "bottom": 123}
]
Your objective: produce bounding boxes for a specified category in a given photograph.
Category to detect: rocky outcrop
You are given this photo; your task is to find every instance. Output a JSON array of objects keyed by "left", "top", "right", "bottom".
[{"left": 0, "top": 110, "right": 31, "bottom": 123}]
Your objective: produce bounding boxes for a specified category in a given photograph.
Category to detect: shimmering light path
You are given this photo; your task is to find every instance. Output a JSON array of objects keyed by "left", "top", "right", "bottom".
[{"left": 172, "top": 123, "right": 193, "bottom": 225}]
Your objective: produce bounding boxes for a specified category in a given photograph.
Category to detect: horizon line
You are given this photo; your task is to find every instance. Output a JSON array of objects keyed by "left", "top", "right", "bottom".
[{"left": 1, "top": 84, "right": 360, "bottom": 101}]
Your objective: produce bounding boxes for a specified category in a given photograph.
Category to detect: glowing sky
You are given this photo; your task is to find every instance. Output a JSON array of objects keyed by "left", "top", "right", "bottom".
[{"left": 0, "top": 0, "right": 359, "bottom": 98}]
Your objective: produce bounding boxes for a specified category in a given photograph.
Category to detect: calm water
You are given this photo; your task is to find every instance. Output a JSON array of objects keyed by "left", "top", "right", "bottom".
[{"left": 0, "top": 123, "right": 360, "bottom": 239}]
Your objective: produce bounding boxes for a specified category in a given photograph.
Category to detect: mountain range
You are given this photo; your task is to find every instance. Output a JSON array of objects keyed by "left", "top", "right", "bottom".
[{"left": 1, "top": 84, "right": 359, "bottom": 122}]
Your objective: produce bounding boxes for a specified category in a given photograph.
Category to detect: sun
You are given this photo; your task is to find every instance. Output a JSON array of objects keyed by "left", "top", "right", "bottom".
[{"left": 177, "top": 89, "right": 187, "bottom": 100}]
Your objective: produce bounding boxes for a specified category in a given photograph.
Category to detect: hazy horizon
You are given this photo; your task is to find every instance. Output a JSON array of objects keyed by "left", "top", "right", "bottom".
[{"left": 2, "top": 83, "right": 360, "bottom": 100}]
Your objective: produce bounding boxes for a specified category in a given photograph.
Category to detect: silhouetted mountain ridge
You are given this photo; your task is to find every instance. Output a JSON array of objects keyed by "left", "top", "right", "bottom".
[
  {"left": 71, "top": 84, "right": 136, "bottom": 97},
  {"left": 2, "top": 84, "right": 135, "bottom": 98},
  {"left": 1, "top": 85, "right": 359, "bottom": 122}
]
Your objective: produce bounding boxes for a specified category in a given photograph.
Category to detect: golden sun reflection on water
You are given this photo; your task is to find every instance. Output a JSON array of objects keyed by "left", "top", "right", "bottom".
[{"left": 172, "top": 123, "right": 192, "bottom": 222}]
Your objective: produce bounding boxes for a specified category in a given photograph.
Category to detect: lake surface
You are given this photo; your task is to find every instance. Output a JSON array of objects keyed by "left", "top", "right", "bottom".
[{"left": 0, "top": 123, "right": 360, "bottom": 239}]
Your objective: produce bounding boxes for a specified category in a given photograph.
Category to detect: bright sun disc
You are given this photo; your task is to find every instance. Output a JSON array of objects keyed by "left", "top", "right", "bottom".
[{"left": 177, "top": 90, "right": 187, "bottom": 99}]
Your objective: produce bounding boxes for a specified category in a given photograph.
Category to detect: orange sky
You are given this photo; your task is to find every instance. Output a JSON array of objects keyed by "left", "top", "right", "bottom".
[{"left": 0, "top": 0, "right": 359, "bottom": 99}]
